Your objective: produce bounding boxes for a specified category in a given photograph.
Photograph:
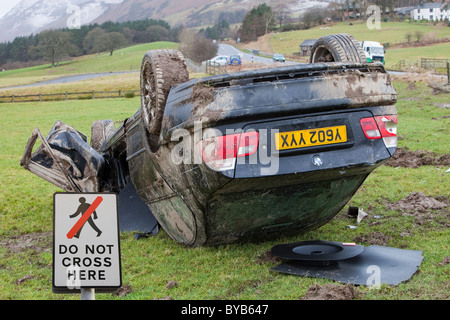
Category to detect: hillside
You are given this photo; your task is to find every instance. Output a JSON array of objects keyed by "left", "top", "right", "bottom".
[
  {"left": 268, "top": 21, "right": 450, "bottom": 68},
  {"left": 0, "top": 0, "right": 330, "bottom": 43}
]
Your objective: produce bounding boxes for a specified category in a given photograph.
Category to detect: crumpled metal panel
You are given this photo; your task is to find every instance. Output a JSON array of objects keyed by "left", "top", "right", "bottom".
[{"left": 21, "top": 121, "right": 105, "bottom": 193}]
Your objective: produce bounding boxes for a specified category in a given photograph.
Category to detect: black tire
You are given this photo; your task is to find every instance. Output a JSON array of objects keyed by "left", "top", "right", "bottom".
[
  {"left": 310, "top": 33, "right": 366, "bottom": 63},
  {"left": 91, "top": 120, "right": 115, "bottom": 152},
  {"left": 140, "top": 49, "right": 189, "bottom": 135}
]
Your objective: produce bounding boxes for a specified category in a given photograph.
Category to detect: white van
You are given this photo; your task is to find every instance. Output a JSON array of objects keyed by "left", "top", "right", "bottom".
[{"left": 361, "top": 41, "right": 385, "bottom": 65}]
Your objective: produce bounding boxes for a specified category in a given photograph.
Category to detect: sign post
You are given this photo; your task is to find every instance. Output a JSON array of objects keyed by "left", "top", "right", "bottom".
[{"left": 53, "top": 193, "right": 122, "bottom": 297}]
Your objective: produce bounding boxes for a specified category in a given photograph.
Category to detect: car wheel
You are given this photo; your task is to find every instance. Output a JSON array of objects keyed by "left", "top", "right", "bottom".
[
  {"left": 91, "top": 120, "right": 115, "bottom": 152},
  {"left": 310, "top": 33, "right": 366, "bottom": 63},
  {"left": 140, "top": 49, "right": 189, "bottom": 135}
]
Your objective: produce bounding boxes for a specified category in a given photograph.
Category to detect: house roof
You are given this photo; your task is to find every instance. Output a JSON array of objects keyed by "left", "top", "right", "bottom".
[
  {"left": 416, "top": 2, "right": 446, "bottom": 9},
  {"left": 300, "top": 39, "right": 317, "bottom": 47}
]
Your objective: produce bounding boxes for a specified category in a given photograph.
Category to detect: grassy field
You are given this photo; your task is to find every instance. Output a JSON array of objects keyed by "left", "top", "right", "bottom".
[
  {"left": 0, "top": 72, "right": 140, "bottom": 98},
  {"left": 0, "top": 41, "right": 179, "bottom": 88},
  {"left": 270, "top": 21, "right": 450, "bottom": 69},
  {"left": 0, "top": 74, "right": 448, "bottom": 300}
]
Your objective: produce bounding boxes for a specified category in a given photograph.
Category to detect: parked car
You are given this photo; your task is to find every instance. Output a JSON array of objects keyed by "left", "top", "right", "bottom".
[
  {"left": 208, "top": 55, "right": 228, "bottom": 66},
  {"left": 227, "top": 54, "right": 242, "bottom": 65},
  {"left": 273, "top": 53, "right": 285, "bottom": 62},
  {"left": 21, "top": 34, "right": 398, "bottom": 247}
]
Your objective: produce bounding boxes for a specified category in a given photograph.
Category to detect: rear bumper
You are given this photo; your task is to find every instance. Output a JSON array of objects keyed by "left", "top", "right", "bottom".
[{"left": 204, "top": 164, "right": 377, "bottom": 245}]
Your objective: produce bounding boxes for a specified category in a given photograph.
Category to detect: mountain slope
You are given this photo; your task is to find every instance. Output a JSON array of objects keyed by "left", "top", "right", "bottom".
[
  {"left": 0, "top": 0, "right": 330, "bottom": 43},
  {"left": 0, "top": 0, "right": 124, "bottom": 42}
]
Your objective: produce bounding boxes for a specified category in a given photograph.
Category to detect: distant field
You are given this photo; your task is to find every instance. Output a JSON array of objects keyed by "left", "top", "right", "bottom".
[
  {"left": 0, "top": 72, "right": 140, "bottom": 97},
  {"left": 271, "top": 21, "right": 450, "bottom": 53},
  {"left": 385, "top": 42, "right": 450, "bottom": 69},
  {"left": 0, "top": 41, "right": 179, "bottom": 88},
  {"left": 270, "top": 21, "right": 450, "bottom": 68}
]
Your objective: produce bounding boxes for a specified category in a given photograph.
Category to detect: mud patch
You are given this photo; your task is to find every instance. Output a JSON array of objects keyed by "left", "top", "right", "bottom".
[
  {"left": 428, "top": 83, "right": 450, "bottom": 94},
  {"left": 0, "top": 232, "right": 52, "bottom": 254},
  {"left": 387, "top": 192, "right": 448, "bottom": 215},
  {"left": 354, "top": 231, "right": 390, "bottom": 246},
  {"left": 434, "top": 103, "right": 450, "bottom": 109},
  {"left": 166, "top": 280, "right": 178, "bottom": 289},
  {"left": 152, "top": 50, "right": 189, "bottom": 98},
  {"left": 438, "top": 256, "right": 450, "bottom": 266},
  {"left": 384, "top": 147, "right": 450, "bottom": 168},
  {"left": 15, "top": 275, "right": 35, "bottom": 285},
  {"left": 191, "top": 84, "right": 215, "bottom": 112},
  {"left": 407, "top": 81, "right": 417, "bottom": 91},
  {"left": 300, "top": 284, "right": 356, "bottom": 300},
  {"left": 113, "top": 284, "right": 133, "bottom": 297},
  {"left": 256, "top": 250, "right": 281, "bottom": 264}
]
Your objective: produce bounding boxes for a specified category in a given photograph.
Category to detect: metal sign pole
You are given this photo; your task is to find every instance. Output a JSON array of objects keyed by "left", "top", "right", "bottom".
[{"left": 81, "top": 288, "right": 95, "bottom": 300}]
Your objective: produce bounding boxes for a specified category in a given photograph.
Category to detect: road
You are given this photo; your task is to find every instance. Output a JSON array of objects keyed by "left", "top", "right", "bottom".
[
  {"left": 217, "top": 43, "right": 298, "bottom": 65},
  {"left": 1, "top": 71, "right": 138, "bottom": 90}
]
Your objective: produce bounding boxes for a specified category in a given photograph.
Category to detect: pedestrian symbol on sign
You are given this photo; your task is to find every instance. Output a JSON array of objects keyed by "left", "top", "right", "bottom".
[{"left": 67, "top": 196, "right": 103, "bottom": 239}]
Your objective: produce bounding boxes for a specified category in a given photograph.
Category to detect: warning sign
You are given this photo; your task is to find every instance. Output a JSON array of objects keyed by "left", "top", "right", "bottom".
[{"left": 53, "top": 193, "right": 122, "bottom": 293}]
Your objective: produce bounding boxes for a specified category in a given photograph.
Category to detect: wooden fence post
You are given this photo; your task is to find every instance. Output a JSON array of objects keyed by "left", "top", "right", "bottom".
[{"left": 447, "top": 62, "right": 449, "bottom": 85}]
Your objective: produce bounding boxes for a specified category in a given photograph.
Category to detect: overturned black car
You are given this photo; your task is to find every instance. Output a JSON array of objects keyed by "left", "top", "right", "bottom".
[{"left": 21, "top": 34, "right": 397, "bottom": 246}]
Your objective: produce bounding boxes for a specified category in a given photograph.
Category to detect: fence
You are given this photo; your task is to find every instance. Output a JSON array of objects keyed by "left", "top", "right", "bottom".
[
  {"left": 394, "top": 60, "right": 406, "bottom": 70},
  {"left": 421, "top": 58, "right": 450, "bottom": 72},
  {"left": 392, "top": 58, "right": 449, "bottom": 75},
  {"left": 185, "top": 58, "right": 227, "bottom": 75},
  {"left": 205, "top": 61, "right": 227, "bottom": 75},
  {"left": 0, "top": 89, "right": 140, "bottom": 104}
]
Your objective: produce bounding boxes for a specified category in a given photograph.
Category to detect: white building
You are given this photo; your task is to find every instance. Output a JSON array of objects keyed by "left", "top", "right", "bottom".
[{"left": 411, "top": 2, "right": 449, "bottom": 21}]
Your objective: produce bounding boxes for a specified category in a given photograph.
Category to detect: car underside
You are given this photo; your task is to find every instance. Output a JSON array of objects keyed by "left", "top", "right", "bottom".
[{"left": 21, "top": 34, "right": 398, "bottom": 246}]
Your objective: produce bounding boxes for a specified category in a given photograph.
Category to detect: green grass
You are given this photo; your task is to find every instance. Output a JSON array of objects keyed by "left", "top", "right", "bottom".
[
  {"left": 0, "top": 79, "right": 449, "bottom": 300},
  {"left": 271, "top": 21, "right": 450, "bottom": 53},
  {"left": 392, "top": 79, "right": 450, "bottom": 154},
  {"left": 384, "top": 42, "right": 450, "bottom": 69},
  {"left": 270, "top": 21, "right": 450, "bottom": 68},
  {"left": 0, "top": 41, "right": 179, "bottom": 88}
]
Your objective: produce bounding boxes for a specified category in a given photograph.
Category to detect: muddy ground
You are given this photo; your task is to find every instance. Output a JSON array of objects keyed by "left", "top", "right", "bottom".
[
  {"left": 300, "top": 283, "right": 356, "bottom": 300},
  {"left": 0, "top": 231, "right": 51, "bottom": 254},
  {"left": 388, "top": 192, "right": 448, "bottom": 215},
  {"left": 384, "top": 147, "right": 450, "bottom": 168}
]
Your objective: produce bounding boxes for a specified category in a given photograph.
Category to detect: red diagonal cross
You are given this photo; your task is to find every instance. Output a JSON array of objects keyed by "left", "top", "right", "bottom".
[{"left": 66, "top": 196, "right": 103, "bottom": 239}]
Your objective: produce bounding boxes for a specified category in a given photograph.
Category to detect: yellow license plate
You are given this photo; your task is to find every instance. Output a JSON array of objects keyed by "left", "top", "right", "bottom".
[{"left": 275, "top": 125, "right": 347, "bottom": 150}]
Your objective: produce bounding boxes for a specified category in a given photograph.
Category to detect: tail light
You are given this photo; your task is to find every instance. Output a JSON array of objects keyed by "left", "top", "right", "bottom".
[
  {"left": 360, "top": 115, "right": 397, "bottom": 148},
  {"left": 197, "top": 131, "right": 259, "bottom": 171}
]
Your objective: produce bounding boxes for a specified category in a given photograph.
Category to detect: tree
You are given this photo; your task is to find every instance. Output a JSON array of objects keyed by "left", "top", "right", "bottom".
[
  {"left": 301, "top": 6, "right": 330, "bottom": 28},
  {"left": 238, "top": 3, "right": 275, "bottom": 42},
  {"left": 261, "top": 5, "right": 275, "bottom": 34},
  {"left": 405, "top": 32, "right": 412, "bottom": 44},
  {"left": 96, "top": 32, "right": 129, "bottom": 56},
  {"left": 83, "top": 27, "right": 106, "bottom": 54},
  {"left": 415, "top": 30, "right": 423, "bottom": 43},
  {"left": 37, "top": 30, "right": 71, "bottom": 67},
  {"left": 178, "top": 29, "right": 217, "bottom": 64},
  {"left": 200, "top": 20, "right": 230, "bottom": 40},
  {"left": 274, "top": 4, "right": 289, "bottom": 28},
  {"left": 146, "top": 25, "right": 170, "bottom": 42}
]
